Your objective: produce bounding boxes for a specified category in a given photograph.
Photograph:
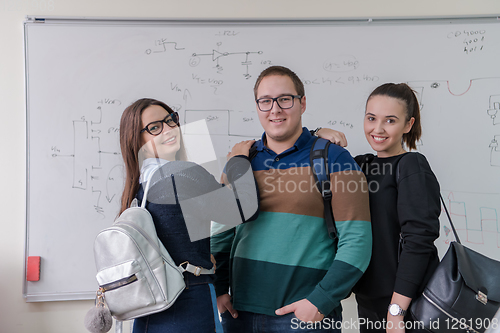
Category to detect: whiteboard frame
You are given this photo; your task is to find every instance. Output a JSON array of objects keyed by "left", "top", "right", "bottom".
[
  {"left": 25, "top": 15, "right": 500, "bottom": 26},
  {"left": 24, "top": 14, "right": 500, "bottom": 302}
]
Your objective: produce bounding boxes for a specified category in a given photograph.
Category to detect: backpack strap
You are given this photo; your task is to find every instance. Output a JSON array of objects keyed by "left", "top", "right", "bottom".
[
  {"left": 248, "top": 141, "right": 259, "bottom": 161},
  {"left": 140, "top": 176, "right": 153, "bottom": 209},
  {"left": 139, "top": 158, "right": 167, "bottom": 208},
  {"left": 310, "top": 137, "right": 337, "bottom": 241},
  {"left": 179, "top": 261, "right": 216, "bottom": 276}
]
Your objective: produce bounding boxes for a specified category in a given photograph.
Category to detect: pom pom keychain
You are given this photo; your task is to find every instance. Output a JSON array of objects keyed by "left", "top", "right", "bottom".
[{"left": 84, "top": 288, "right": 113, "bottom": 333}]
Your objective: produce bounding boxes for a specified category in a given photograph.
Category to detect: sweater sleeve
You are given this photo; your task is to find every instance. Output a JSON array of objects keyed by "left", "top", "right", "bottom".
[
  {"left": 307, "top": 150, "right": 372, "bottom": 316},
  {"left": 222, "top": 155, "right": 260, "bottom": 223},
  {"left": 394, "top": 153, "right": 440, "bottom": 299},
  {"left": 210, "top": 156, "right": 260, "bottom": 297},
  {"left": 211, "top": 228, "right": 235, "bottom": 297}
]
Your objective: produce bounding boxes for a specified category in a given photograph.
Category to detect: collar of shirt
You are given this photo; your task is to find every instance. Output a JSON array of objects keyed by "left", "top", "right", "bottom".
[{"left": 256, "top": 127, "right": 312, "bottom": 157}]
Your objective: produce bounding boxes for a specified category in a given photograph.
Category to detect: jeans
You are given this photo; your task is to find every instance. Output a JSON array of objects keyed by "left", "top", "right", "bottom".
[
  {"left": 133, "top": 283, "right": 223, "bottom": 333},
  {"left": 221, "top": 310, "right": 342, "bottom": 333}
]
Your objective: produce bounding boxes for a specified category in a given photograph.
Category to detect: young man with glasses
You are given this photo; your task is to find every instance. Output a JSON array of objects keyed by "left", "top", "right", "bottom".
[{"left": 212, "top": 66, "right": 372, "bottom": 332}]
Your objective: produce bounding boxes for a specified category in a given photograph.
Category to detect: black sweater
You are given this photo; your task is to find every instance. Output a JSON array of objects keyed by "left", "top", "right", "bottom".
[{"left": 353, "top": 152, "right": 440, "bottom": 307}]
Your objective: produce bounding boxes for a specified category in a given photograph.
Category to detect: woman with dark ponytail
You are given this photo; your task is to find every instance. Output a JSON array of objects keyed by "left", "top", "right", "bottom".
[
  {"left": 352, "top": 83, "right": 440, "bottom": 333},
  {"left": 318, "top": 83, "right": 440, "bottom": 332}
]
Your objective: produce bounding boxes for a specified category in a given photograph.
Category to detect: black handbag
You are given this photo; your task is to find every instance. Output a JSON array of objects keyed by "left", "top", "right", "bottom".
[{"left": 410, "top": 196, "right": 500, "bottom": 333}]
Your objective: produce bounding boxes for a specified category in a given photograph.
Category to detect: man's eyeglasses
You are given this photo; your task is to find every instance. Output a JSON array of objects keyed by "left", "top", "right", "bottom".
[
  {"left": 140, "top": 112, "right": 179, "bottom": 136},
  {"left": 255, "top": 95, "right": 302, "bottom": 112}
]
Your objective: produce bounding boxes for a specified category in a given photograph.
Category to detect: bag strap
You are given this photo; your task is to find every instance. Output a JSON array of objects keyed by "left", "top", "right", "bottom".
[
  {"left": 139, "top": 158, "right": 167, "bottom": 208},
  {"left": 248, "top": 142, "right": 259, "bottom": 161},
  {"left": 309, "top": 137, "right": 337, "bottom": 241},
  {"left": 140, "top": 176, "right": 152, "bottom": 209},
  {"left": 439, "top": 194, "right": 461, "bottom": 244}
]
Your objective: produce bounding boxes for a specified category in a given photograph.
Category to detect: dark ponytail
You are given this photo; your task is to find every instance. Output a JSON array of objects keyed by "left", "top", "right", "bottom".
[{"left": 367, "top": 83, "right": 421, "bottom": 150}]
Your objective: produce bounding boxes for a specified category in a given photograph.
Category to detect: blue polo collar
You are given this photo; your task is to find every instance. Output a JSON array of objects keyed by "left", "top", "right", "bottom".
[{"left": 256, "top": 127, "right": 312, "bottom": 155}]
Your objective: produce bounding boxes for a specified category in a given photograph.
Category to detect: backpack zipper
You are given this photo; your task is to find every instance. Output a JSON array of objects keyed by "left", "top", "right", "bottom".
[{"left": 101, "top": 274, "right": 138, "bottom": 292}]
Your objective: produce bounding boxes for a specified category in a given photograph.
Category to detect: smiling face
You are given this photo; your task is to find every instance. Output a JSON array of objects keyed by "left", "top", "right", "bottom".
[
  {"left": 364, "top": 95, "right": 415, "bottom": 158},
  {"left": 256, "top": 75, "right": 306, "bottom": 152},
  {"left": 140, "top": 104, "right": 181, "bottom": 161}
]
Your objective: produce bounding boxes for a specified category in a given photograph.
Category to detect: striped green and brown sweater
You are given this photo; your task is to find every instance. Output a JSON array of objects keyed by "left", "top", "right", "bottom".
[{"left": 211, "top": 128, "right": 372, "bottom": 317}]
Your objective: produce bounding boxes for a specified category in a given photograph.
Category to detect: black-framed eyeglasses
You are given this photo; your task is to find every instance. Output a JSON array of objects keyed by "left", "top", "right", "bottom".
[
  {"left": 255, "top": 95, "right": 302, "bottom": 112},
  {"left": 140, "top": 112, "right": 179, "bottom": 136}
]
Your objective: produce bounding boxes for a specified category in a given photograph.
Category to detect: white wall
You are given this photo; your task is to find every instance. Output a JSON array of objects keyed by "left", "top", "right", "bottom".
[{"left": 1, "top": 1, "right": 499, "bottom": 332}]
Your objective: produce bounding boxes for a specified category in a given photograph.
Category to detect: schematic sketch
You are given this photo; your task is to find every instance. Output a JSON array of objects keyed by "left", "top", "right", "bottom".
[
  {"left": 491, "top": 135, "right": 500, "bottom": 167},
  {"left": 51, "top": 118, "right": 94, "bottom": 190},
  {"left": 145, "top": 37, "right": 185, "bottom": 55},
  {"left": 184, "top": 109, "right": 261, "bottom": 138},
  {"left": 190, "top": 42, "right": 263, "bottom": 78},
  {"left": 51, "top": 100, "right": 123, "bottom": 218},
  {"left": 444, "top": 192, "right": 500, "bottom": 248},
  {"left": 183, "top": 109, "right": 260, "bottom": 165},
  {"left": 408, "top": 78, "right": 500, "bottom": 170},
  {"left": 443, "top": 225, "right": 451, "bottom": 237},
  {"left": 487, "top": 95, "right": 500, "bottom": 125},
  {"left": 184, "top": 109, "right": 231, "bottom": 136}
]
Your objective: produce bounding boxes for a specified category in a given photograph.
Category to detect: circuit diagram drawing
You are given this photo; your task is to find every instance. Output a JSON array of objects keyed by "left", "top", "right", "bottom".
[
  {"left": 184, "top": 109, "right": 261, "bottom": 138},
  {"left": 490, "top": 135, "right": 500, "bottom": 167},
  {"left": 145, "top": 37, "right": 185, "bottom": 55},
  {"left": 404, "top": 78, "right": 500, "bottom": 255},
  {"left": 409, "top": 78, "right": 500, "bottom": 168},
  {"left": 487, "top": 95, "right": 500, "bottom": 125},
  {"left": 487, "top": 95, "right": 500, "bottom": 167},
  {"left": 50, "top": 100, "right": 123, "bottom": 218},
  {"left": 444, "top": 192, "right": 500, "bottom": 248},
  {"left": 190, "top": 42, "right": 263, "bottom": 79},
  {"left": 182, "top": 109, "right": 261, "bottom": 163}
]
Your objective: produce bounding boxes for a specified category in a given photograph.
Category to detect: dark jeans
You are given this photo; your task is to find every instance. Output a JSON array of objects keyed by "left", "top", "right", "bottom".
[
  {"left": 133, "top": 283, "right": 223, "bottom": 333},
  {"left": 221, "top": 310, "right": 342, "bottom": 333}
]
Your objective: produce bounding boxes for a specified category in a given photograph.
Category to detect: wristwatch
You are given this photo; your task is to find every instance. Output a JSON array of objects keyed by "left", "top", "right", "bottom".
[{"left": 388, "top": 303, "right": 407, "bottom": 317}]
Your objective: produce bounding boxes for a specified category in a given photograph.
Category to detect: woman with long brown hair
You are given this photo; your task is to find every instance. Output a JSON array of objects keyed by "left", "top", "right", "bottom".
[{"left": 119, "top": 98, "right": 259, "bottom": 332}]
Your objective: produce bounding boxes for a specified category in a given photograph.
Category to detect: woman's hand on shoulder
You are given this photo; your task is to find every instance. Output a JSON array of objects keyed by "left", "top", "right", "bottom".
[
  {"left": 227, "top": 140, "right": 256, "bottom": 160},
  {"left": 316, "top": 128, "right": 348, "bottom": 147}
]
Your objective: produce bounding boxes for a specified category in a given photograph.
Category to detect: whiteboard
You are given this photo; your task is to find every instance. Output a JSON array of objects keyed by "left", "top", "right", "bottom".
[{"left": 24, "top": 16, "right": 500, "bottom": 301}]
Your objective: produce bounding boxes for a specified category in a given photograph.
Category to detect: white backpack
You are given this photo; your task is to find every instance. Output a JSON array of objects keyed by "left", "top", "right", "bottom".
[{"left": 93, "top": 176, "right": 214, "bottom": 321}]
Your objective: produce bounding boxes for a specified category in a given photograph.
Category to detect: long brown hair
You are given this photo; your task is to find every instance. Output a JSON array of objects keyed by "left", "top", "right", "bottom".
[
  {"left": 366, "top": 83, "right": 422, "bottom": 150},
  {"left": 119, "top": 98, "right": 187, "bottom": 214}
]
